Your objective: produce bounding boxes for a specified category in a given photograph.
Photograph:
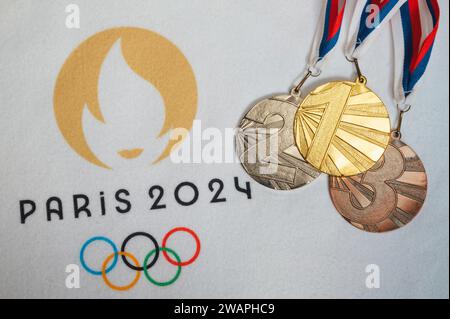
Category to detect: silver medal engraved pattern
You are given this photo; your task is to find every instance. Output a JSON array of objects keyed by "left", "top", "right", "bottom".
[{"left": 236, "top": 94, "right": 320, "bottom": 190}]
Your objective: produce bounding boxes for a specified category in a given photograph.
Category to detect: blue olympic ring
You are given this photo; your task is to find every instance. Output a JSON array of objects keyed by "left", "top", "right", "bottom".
[{"left": 80, "top": 236, "right": 118, "bottom": 276}]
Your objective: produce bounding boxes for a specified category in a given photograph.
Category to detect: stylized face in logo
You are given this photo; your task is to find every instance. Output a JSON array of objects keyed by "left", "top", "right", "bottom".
[{"left": 54, "top": 27, "right": 197, "bottom": 168}]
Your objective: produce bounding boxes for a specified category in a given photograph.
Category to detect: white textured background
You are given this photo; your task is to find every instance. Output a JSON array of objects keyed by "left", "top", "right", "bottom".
[{"left": 0, "top": 0, "right": 448, "bottom": 298}]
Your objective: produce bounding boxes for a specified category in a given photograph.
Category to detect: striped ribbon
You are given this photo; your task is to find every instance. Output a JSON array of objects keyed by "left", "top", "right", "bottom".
[
  {"left": 346, "top": 0, "right": 406, "bottom": 60},
  {"left": 392, "top": 0, "right": 440, "bottom": 103},
  {"left": 308, "top": 0, "right": 346, "bottom": 71}
]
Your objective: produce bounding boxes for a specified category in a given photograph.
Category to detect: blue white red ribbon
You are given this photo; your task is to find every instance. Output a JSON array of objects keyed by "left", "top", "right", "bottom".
[
  {"left": 308, "top": 0, "right": 346, "bottom": 71},
  {"left": 392, "top": 0, "right": 440, "bottom": 103},
  {"left": 346, "top": 0, "right": 406, "bottom": 59},
  {"left": 307, "top": 0, "right": 440, "bottom": 105}
]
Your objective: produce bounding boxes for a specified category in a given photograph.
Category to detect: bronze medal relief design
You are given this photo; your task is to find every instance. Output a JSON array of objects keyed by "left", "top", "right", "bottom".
[
  {"left": 294, "top": 79, "right": 391, "bottom": 176},
  {"left": 236, "top": 95, "right": 320, "bottom": 190},
  {"left": 329, "top": 138, "right": 427, "bottom": 232}
]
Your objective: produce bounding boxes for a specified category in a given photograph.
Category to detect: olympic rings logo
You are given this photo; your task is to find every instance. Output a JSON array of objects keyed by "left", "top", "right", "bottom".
[{"left": 79, "top": 227, "right": 200, "bottom": 291}]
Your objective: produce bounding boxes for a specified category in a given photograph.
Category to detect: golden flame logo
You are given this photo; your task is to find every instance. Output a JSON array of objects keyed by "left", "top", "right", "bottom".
[{"left": 54, "top": 27, "right": 197, "bottom": 169}]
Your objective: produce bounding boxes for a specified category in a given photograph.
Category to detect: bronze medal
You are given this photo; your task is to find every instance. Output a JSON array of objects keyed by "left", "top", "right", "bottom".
[{"left": 329, "top": 134, "right": 427, "bottom": 232}]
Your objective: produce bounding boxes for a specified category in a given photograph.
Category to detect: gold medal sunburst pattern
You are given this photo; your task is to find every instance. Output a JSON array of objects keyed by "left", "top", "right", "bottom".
[{"left": 294, "top": 80, "right": 391, "bottom": 176}]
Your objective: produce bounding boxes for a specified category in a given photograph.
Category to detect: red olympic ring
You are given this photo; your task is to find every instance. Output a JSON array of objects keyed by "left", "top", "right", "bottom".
[{"left": 162, "top": 227, "right": 201, "bottom": 266}]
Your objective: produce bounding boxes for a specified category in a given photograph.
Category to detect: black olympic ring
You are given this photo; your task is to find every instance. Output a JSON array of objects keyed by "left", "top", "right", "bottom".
[{"left": 120, "top": 232, "right": 160, "bottom": 271}]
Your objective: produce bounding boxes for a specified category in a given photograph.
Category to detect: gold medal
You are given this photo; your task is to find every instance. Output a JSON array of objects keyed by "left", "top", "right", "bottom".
[
  {"left": 235, "top": 0, "right": 348, "bottom": 189},
  {"left": 329, "top": 132, "right": 427, "bottom": 232},
  {"left": 294, "top": 75, "right": 391, "bottom": 176}
]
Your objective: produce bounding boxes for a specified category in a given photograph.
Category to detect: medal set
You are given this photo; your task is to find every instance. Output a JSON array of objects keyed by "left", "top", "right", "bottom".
[{"left": 236, "top": 0, "right": 440, "bottom": 232}]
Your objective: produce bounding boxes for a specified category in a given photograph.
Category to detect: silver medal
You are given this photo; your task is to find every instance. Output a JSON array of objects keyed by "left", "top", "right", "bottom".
[{"left": 236, "top": 94, "right": 320, "bottom": 190}]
